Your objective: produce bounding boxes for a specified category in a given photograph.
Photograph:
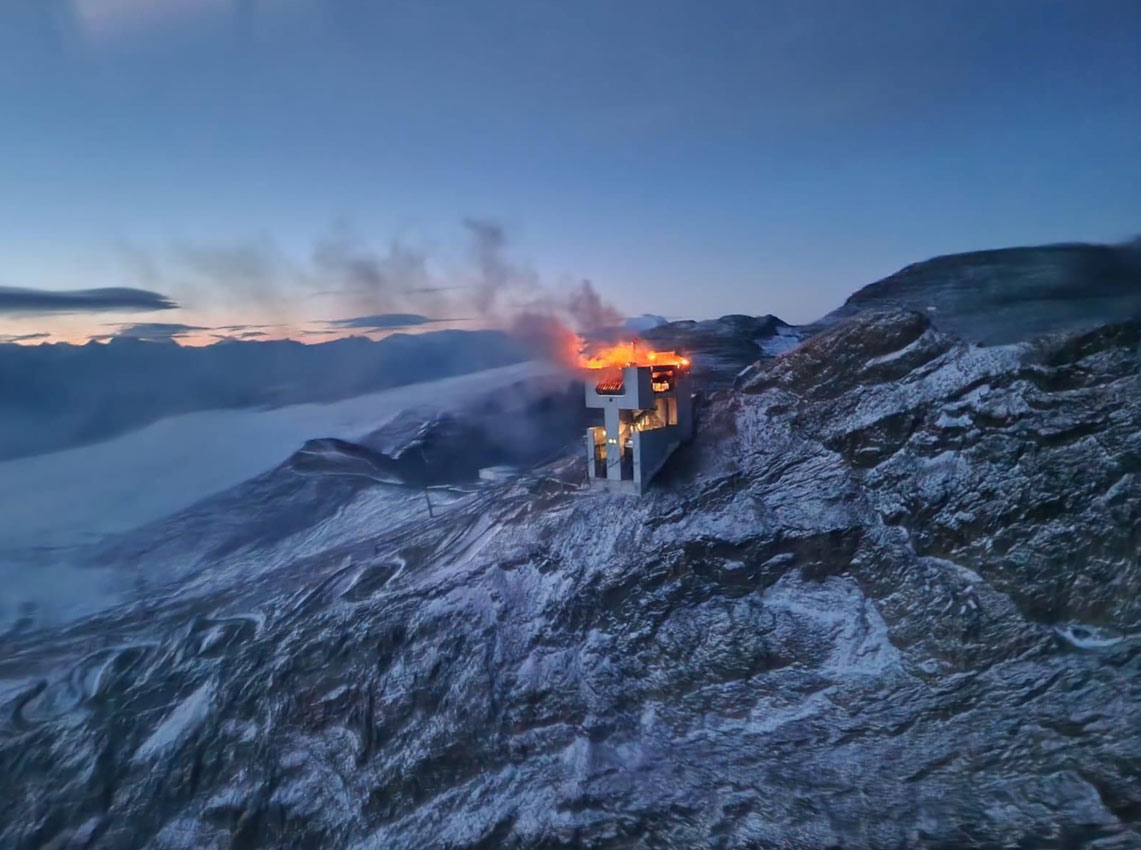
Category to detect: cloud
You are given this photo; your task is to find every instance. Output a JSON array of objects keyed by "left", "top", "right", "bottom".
[
  {"left": 111, "top": 322, "right": 207, "bottom": 342},
  {"left": 209, "top": 330, "right": 269, "bottom": 341},
  {"left": 0, "top": 332, "right": 51, "bottom": 344},
  {"left": 214, "top": 323, "right": 279, "bottom": 330},
  {"left": 323, "top": 313, "right": 442, "bottom": 331},
  {"left": 0, "top": 286, "right": 178, "bottom": 316}
]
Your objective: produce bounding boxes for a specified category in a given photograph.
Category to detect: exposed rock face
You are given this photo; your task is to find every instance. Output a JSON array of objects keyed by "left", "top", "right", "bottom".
[
  {"left": 3, "top": 309, "right": 1141, "bottom": 849},
  {"left": 642, "top": 313, "right": 804, "bottom": 387},
  {"left": 816, "top": 241, "right": 1141, "bottom": 345}
]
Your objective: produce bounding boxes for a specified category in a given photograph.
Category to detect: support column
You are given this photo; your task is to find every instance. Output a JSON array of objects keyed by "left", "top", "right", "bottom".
[{"left": 604, "top": 406, "right": 622, "bottom": 481}]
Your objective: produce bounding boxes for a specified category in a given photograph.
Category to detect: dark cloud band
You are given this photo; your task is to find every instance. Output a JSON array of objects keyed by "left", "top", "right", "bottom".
[
  {"left": 111, "top": 323, "right": 206, "bottom": 342},
  {"left": 323, "top": 313, "right": 440, "bottom": 331},
  {"left": 0, "top": 286, "right": 178, "bottom": 315}
]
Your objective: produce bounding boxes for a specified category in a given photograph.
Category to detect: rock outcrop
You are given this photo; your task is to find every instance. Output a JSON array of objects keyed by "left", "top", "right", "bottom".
[{"left": 815, "top": 240, "right": 1141, "bottom": 345}]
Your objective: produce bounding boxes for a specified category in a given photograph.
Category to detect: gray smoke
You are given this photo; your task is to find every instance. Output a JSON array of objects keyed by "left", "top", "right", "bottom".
[
  {"left": 111, "top": 219, "right": 626, "bottom": 359},
  {"left": 566, "top": 279, "right": 624, "bottom": 332},
  {"left": 173, "top": 237, "right": 300, "bottom": 323},
  {"left": 312, "top": 226, "right": 437, "bottom": 315},
  {"left": 460, "top": 218, "right": 622, "bottom": 342},
  {"left": 463, "top": 218, "right": 539, "bottom": 317}
]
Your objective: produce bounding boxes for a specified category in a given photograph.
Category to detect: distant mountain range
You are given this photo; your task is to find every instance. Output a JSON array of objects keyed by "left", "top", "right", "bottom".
[{"left": 0, "top": 331, "right": 529, "bottom": 460}]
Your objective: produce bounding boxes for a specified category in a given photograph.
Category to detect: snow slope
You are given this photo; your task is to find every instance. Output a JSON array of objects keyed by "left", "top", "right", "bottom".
[{"left": 0, "top": 361, "right": 555, "bottom": 551}]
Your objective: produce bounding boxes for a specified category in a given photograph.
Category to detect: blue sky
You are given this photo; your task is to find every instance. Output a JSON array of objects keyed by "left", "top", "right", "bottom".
[{"left": 0, "top": 0, "right": 1138, "bottom": 341}]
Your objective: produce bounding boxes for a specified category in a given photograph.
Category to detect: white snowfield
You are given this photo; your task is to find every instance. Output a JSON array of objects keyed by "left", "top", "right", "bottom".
[{"left": 0, "top": 361, "right": 555, "bottom": 551}]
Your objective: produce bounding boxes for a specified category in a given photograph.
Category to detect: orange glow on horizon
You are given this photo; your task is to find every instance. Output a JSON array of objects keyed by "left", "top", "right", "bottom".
[
  {"left": 1, "top": 322, "right": 694, "bottom": 373},
  {"left": 0, "top": 325, "right": 441, "bottom": 347}
]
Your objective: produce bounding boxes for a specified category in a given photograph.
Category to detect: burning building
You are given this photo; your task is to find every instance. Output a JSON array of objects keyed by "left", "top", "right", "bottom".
[{"left": 583, "top": 347, "right": 694, "bottom": 494}]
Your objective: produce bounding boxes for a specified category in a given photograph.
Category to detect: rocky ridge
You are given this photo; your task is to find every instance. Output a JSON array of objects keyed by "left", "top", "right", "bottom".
[{"left": 816, "top": 241, "right": 1141, "bottom": 345}]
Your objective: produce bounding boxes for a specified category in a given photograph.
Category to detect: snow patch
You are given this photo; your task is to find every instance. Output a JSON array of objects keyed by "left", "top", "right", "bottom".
[
  {"left": 133, "top": 681, "right": 214, "bottom": 763},
  {"left": 758, "top": 326, "right": 801, "bottom": 357},
  {"left": 762, "top": 574, "right": 901, "bottom": 676},
  {"left": 863, "top": 331, "right": 932, "bottom": 367},
  {"left": 0, "top": 677, "right": 38, "bottom": 705},
  {"left": 936, "top": 411, "right": 972, "bottom": 429},
  {"left": 0, "top": 558, "right": 121, "bottom": 636},
  {"left": 1055, "top": 624, "right": 1125, "bottom": 649},
  {"left": 922, "top": 556, "right": 984, "bottom": 584}
]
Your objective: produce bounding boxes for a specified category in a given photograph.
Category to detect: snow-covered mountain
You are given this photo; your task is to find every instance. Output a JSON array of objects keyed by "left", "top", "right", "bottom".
[
  {"left": 2, "top": 243, "right": 1141, "bottom": 848},
  {"left": 642, "top": 313, "right": 804, "bottom": 387},
  {"left": 814, "top": 239, "right": 1141, "bottom": 344}
]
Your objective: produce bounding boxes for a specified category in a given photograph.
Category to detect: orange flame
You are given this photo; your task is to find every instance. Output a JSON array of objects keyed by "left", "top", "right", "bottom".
[{"left": 576, "top": 339, "right": 689, "bottom": 370}]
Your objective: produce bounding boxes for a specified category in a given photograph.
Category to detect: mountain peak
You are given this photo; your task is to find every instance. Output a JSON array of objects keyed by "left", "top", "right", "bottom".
[{"left": 818, "top": 240, "right": 1141, "bottom": 345}]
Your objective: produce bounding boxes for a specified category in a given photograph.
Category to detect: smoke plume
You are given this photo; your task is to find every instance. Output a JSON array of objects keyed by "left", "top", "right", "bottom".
[
  {"left": 114, "top": 218, "right": 625, "bottom": 366},
  {"left": 566, "top": 279, "right": 624, "bottom": 331}
]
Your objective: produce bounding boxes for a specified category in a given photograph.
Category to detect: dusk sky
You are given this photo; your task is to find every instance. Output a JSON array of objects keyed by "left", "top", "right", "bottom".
[{"left": 0, "top": 0, "right": 1138, "bottom": 343}]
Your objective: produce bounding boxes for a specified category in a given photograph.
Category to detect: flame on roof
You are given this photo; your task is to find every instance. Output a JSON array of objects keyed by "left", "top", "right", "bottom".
[
  {"left": 594, "top": 371, "right": 625, "bottom": 394},
  {"left": 578, "top": 340, "right": 689, "bottom": 370}
]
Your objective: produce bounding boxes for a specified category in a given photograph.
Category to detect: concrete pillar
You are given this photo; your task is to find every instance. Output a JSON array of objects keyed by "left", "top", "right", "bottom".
[
  {"left": 632, "top": 431, "right": 644, "bottom": 494},
  {"left": 604, "top": 406, "right": 621, "bottom": 480}
]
